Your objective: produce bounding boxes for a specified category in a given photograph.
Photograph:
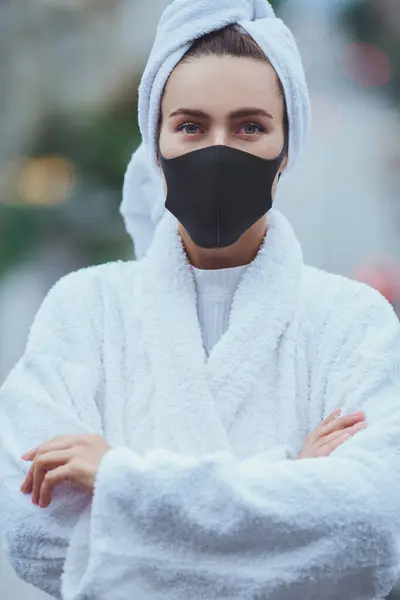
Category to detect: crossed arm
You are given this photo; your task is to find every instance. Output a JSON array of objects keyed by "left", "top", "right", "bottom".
[{"left": 1, "top": 274, "right": 400, "bottom": 600}]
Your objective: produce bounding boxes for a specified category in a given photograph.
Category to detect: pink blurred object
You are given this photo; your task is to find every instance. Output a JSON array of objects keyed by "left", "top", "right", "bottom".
[
  {"left": 351, "top": 256, "right": 400, "bottom": 305},
  {"left": 341, "top": 42, "right": 392, "bottom": 88}
]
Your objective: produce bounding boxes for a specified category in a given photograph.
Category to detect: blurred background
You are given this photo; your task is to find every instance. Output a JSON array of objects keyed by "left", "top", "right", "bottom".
[{"left": 0, "top": 0, "right": 399, "bottom": 597}]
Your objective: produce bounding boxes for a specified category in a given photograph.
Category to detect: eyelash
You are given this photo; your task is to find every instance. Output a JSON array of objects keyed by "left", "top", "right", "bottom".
[{"left": 176, "top": 122, "right": 267, "bottom": 136}]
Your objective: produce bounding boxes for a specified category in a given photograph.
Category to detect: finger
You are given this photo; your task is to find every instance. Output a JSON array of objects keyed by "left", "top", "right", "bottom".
[
  {"left": 32, "top": 450, "right": 74, "bottom": 505},
  {"left": 21, "top": 464, "right": 35, "bottom": 493},
  {"left": 319, "top": 421, "right": 367, "bottom": 449},
  {"left": 320, "top": 409, "right": 341, "bottom": 425},
  {"left": 318, "top": 433, "right": 352, "bottom": 456},
  {"left": 21, "top": 439, "right": 81, "bottom": 492},
  {"left": 22, "top": 439, "right": 64, "bottom": 460},
  {"left": 39, "top": 464, "right": 71, "bottom": 509},
  {"left": 22, "top": 448, "right": 38, "bottom": 461},
  {"left": 22, "top": 451, "right": 53, "bottom": 493},
  {"left": 307, "top": 409, "right": 341, "bottom": 445},
  {"left": 22, "top": 435, "right": 88, "bottom": 462},
  {"left": 317, "top": 412, "right": 365, "bottom": 440},
  {"left": 36, "top": 435, "right": 85, "bottom": 455}
]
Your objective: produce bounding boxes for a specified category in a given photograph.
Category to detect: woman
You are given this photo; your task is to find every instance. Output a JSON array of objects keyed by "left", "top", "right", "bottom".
[{"left": 1, "top": 1, "right": 400, "bottom": 599}]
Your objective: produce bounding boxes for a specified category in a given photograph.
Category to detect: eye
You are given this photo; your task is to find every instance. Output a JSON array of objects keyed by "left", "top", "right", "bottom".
[
  {"left": 239, "top": 122, "right": 266, "bottom": 136},
  {"left": 177, "top": 122, "right": 202, "bottom": 135}
]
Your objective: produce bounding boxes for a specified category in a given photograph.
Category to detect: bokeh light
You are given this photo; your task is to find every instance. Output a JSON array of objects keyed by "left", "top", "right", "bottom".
[
  {"left": 17, "top": 156, "right": 76, "bottom": 206},
  {"left": 352, "top": 255, "right": 400, "bottom": 305},
  {"left": 341, "top": 42, "right": 392, "bottom": 88}
]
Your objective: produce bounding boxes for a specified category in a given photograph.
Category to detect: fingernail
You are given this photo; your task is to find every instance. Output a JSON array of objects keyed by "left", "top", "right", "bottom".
[
  {"left": 353, "top": 422, "right": 367, "bottom": 431},
  {"left": 22, "top": 448, "right": 36, "bottom": 459}
]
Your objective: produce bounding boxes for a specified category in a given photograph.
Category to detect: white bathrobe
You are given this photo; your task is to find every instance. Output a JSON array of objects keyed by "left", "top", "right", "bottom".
[{"left": 1, "top": 209, "right": 400, "bottom": 600}]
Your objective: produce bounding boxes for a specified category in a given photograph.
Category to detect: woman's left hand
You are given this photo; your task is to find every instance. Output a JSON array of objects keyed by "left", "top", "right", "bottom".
[{"left": 20, "top": 434, "right": 112, "bottom": 508}]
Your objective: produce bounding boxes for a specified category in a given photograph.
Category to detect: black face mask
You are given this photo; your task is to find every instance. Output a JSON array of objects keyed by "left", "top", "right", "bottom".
[{"left": 160, "top": 144, "right": 286, "bottom": 249}]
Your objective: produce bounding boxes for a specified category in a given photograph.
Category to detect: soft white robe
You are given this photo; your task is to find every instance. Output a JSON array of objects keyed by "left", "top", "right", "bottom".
[{"left": 1, "top": 209, "right": 400, "bottom": 600}]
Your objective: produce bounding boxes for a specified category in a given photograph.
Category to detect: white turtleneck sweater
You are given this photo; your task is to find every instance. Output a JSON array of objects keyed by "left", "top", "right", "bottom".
[{"left": 192, "top": 264, "right": 248, "bottom": 356}]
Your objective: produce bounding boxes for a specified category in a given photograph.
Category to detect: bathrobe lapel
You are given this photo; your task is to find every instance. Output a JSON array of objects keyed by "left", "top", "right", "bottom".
[
  {"left": 206, "top": 210, "right": 303, "bottom": 433},
  {"left": 133, "top": 212, "right": 230, "bottom": 456},
  {"left": 133, "top": 210, "right": 303, "bottom": 456}
]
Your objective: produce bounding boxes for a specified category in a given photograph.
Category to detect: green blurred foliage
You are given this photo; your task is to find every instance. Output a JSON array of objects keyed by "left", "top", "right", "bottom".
[
  {"left": 1, "top": 1, "right": 283, "bottom": 279},
  {"left": 0, "top": 94, "right": 141, "bottom": 279},
  {"left": 0, "top": 206, "right": 42, "bottom": 276}
]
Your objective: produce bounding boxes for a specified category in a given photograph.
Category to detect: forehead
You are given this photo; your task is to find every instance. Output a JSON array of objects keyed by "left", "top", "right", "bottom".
[{"left": 162, "top": 55, "right": 283, "bottom": 116}]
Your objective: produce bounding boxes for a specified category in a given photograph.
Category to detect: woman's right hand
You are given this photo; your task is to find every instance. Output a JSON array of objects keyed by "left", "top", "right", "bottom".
[{"left": 296, "top": 409, "right": 367, "bottom": 460}]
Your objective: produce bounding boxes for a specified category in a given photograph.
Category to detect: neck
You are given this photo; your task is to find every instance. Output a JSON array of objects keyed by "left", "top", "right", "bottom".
[{"left": 179, "top": 217, "right": 268, "bottom": 270}]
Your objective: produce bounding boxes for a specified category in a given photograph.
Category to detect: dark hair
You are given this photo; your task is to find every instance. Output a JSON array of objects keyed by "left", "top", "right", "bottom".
[
  {"left": 183, "top": 24, "right": 270, "bottom": 62},
  {"left": 158, "top": 24, "right": 289, "bottom": 147}
]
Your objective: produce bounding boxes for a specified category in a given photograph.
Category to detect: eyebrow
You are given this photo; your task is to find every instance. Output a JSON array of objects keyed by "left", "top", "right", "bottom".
[{"left": 169, "top": 107, "right": 274, "bottom": 120}]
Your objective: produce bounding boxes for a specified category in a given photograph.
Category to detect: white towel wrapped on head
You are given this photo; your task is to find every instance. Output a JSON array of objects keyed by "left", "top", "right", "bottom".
[
  {"left": 122, "top": 143, "right": 166, "bottom": 259},
  {"left": 120, "top": 0, "right": 311, "bottom": 258},
  {"left": 139, "top": 0, "right": 310, "bottom": 172}
]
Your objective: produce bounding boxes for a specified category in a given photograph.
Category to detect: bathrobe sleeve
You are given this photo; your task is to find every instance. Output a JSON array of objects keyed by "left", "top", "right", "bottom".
[
  {"left": 0, "top": 264, "right": 293, "bottom": 600},
  {"left": 64, "top": 285, "right": 400, "bottom": 600},
  {"left": 0, "top": 270, "right": 104, "bottom": 599}
]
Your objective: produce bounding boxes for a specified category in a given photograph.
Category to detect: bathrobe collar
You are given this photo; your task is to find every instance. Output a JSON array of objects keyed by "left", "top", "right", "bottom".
[{"left": 133, "top": 209, "right": 303, "bottom": 456}]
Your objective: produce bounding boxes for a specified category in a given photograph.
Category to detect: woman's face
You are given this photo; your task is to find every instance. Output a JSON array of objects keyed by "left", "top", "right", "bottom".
[{"left": 159, "top": 55, "right": 287, "bottom": 169}]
